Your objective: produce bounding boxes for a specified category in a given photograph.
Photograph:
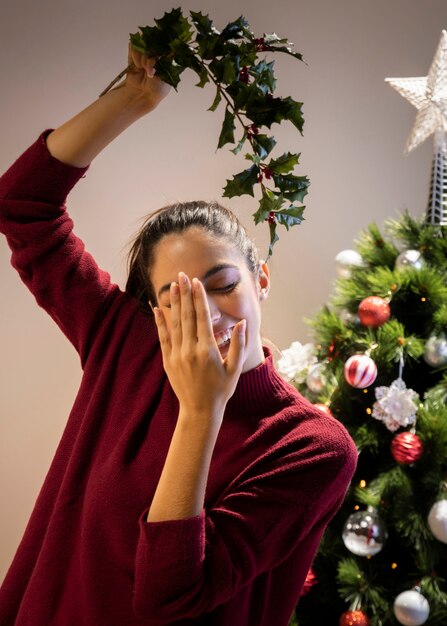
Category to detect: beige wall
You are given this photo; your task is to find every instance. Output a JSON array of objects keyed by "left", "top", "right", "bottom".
[{"left": 1, "top": 0, "right": 446, "bottom": 581}]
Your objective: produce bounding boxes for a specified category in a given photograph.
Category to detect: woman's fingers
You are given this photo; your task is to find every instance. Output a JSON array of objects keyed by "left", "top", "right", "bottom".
[
  {"left": 178, "top": 272, "right": 197, "bottom": 351},
  {"left": 128, "top": 42, "right": 156, "bottom": 77},
  {"left": 169, "top": 281, "right": 182, "bottom": 349},
  {"left": 226, "top": 319, "right": 246, "bottom": 374},
  {"left": 191, "top": 278, "right": 215, "bottom": 346},
  {"left": 153, "top": 307, "right": 172, "bottom": 363}
]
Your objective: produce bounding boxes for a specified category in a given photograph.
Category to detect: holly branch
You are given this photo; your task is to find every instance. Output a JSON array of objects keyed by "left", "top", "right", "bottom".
[{"left": 100, "top": 8, "right": 309, "bottom": 258}]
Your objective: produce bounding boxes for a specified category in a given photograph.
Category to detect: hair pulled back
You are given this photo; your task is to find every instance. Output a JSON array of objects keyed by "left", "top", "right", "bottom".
[{"left": 125, "top": 200, "right": 260, "bottom": 315}]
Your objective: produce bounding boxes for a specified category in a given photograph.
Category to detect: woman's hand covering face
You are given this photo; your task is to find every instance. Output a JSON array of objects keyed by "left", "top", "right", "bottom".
[{"left": 153, "top": 272, "right": 246, "bottom": 419}]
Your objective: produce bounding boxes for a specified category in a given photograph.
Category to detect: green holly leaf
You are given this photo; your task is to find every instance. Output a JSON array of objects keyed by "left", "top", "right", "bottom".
[
  {"left": 208, "top": 88, "right": 222, "bottom": 112},
  {"left": 273, "top": 173, "right": 309, "bottom": 202},
  {"left": 189, "top": 10, "right": 214, "bottom": 35},
  {"left": 153, "top": 57, "right": 185, "bottom": 89},
  {"left": 245, "top": 94, "right": 290, "bottom": 128},
  {"left": 254, "top": 188, "right": 284, "bottom": 224},
  {"left": 196, "top": 33, "right": 224, "bottom": 59},
  {"left": 217, "top": 107, "right": 236, "bottom": 149},
  {"left": 132, "top": 26, "right": 172, "bottom": 57},
  {"left": 220, "top": 16, "right": 250, "bottom": 40},
  {"left": 231, "top": 133, "right": 248, "bottom": 155},
  {"left": 193, "top": 64, "right": 209, "bottom": 87},
  {"left": 209, "top": 56, "right": 239, "bottom": 85},
  {"left": 263, "top": 34, "right": 289, "bottom": 45},
  {"left": 267, "top": 221, "right": 280, "bottom": 258},
  {"left": 280, "top": 96, "right": 304, "bottom": 132},
  {"left": 262, "top": 33, "right": 304, "bottom": 61},
  {"left": 251, "top": 60, "right": 277, "bottom": 94},
  {"left": 223, "top": 164, "right": 259, "bottom": 197},
  {"left": 129, "top": 32, "right": 147, "bottom": 54},
  {"left": 154, "top": 8, "right": 193, "bottom": 43},
  {"left": 251, "top": 134, "right": 277, "bottom": 159},
  {"left": 268, "top": 152, "right": 300, "bottom": 174},
  {"left": 276, "top": 205, "right": 305, "bottom": 230}
]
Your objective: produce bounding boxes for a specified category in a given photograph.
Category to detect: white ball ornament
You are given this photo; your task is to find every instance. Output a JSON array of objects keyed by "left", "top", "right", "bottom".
[
  {"left": 393, "top": 589, "right": 430, "bottom": 626},
  {"left": 395, "top": 250, "right": 424, "bottom": 271},
  {"left": 423, "top": 335, "right": 447, "bottom": 367},
  {"left": 427, "top": 499, "right": 447, "bottom": 543},
  {"left": 335, "top": 249, "right": 364, "bottom": 278},
  {"left": 344, "top": 355, "right": 378, "bottom": 389},
  {"left": 306, "top": 363, "right": 327, "bottom": 393}
]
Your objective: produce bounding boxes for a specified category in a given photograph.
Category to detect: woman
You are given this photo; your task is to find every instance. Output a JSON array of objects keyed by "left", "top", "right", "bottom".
[{"left": 0, "top": 43, "right": 357, "bottom": 625}]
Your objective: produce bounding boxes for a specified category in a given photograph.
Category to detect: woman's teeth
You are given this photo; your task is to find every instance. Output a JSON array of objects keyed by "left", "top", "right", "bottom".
[{"left": 215, "top": 327, "right": 234, "bottom": 347}]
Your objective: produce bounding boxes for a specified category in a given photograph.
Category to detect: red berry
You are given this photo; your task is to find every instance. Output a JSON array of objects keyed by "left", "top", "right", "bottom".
[
  {"left": 254, "top": 37, "right": 270, "bottom": 51},
  {"left": 267, "top": 212, "right": 276, "bottom": 224},
  {"left": 247, "top": 123, "right": 259, "bottom": 136},
  {"left": 239, "top": 67, "right": 250, "bottom": 84},
  {"left": 263, "top": 167, "right": 273, "bottom": 180},
  {"left": 257, "top": 173, "right": 264, "bottom": 183}
]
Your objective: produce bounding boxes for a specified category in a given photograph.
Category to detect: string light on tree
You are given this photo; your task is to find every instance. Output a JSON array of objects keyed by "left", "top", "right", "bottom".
[{"left": 393, "top": 588, "right": 430, "bottom": 626}]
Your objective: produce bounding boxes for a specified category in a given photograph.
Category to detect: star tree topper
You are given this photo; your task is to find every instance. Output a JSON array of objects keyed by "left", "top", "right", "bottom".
[{"left": 385, "top": 30, "right": 447, "bottom": 153}]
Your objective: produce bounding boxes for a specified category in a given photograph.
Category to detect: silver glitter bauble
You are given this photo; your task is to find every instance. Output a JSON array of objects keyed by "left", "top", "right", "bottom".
[
  {"left": 423, "top": 335, "right": 447, "bottom": 367},
  {"left": 394, "top": 588, "right": 430, "bottom": 626},
  {"left": 427, "top": 499, "right": 447, "bottom": 543},
  {"left": 335, "top": 249, "right": 364, "bottom": 278},
  {"left": 342, "top": 506, "right": 387, "bottom": 557},
  {"left": 394, "top": 250, "right": 424, "bottom": 271},
  {"left": 306, "top": 363, "right": 327, "bottom": 393}
]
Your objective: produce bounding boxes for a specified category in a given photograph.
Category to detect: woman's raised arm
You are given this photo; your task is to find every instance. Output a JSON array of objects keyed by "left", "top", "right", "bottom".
[{"left": 46, "top": 43, "right": 171, "bottom": 167}]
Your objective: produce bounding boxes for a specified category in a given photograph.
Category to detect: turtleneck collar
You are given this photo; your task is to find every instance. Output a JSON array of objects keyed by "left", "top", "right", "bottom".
[{"left": 226, "top": 346, "right": 296, "bottom": 413}]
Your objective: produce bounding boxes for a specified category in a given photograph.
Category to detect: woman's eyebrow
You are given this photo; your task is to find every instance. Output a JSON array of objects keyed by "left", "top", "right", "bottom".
[{"left": 157, "top": 263, "right": 240, "bottom": 299}]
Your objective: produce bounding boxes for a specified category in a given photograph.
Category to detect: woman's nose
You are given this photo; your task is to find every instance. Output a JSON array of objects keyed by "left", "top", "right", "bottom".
[{"left": 207, "top": 296, "right": 222, "bottom": 324}]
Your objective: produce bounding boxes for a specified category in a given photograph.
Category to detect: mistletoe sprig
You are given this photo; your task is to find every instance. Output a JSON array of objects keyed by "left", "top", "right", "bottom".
[{"left": 100, "top": 8, "right": 309, "bottom": 258}]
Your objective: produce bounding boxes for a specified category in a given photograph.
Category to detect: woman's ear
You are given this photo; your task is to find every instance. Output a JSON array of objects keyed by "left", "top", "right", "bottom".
[{"left": 257, "top": 260, "right": 270, "bottom": 301}]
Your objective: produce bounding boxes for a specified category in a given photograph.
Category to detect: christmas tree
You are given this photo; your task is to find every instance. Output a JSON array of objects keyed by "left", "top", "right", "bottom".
[{"left": 281, "top": 31, "right": 447, "bottom": 626}]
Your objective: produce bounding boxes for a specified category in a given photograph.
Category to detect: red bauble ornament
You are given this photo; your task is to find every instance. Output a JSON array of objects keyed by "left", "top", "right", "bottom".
[
  {"left": 344, "top": 354, "right": 378, "bottom": 388},
  {"left": 391, "top": 432, "right": 424, "bottom": 464},
  {"left": 314, "top": 403, "right": 334, "bottom": 417},
  {"left": 300, "top": 566, "right": 318, "bottom": 596},
  {"left": 339, "top": 610, "right": 371, "bottom": 626},
  {"left": 358, "top": 296, "right": 391, "bottom": 328}
]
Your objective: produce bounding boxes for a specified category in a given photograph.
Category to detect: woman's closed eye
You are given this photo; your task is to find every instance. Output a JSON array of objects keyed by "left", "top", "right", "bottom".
[{"left": 212, "top": 281, "right": 239, "bottom": 294}]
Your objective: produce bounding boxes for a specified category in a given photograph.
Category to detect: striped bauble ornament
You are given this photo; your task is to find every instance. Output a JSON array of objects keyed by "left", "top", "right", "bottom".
[{"left": 344, "top": 354, "right": 377, "bottom": 389}]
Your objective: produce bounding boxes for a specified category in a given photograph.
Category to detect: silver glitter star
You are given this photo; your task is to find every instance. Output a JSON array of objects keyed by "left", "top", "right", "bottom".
[{"left": 385, "top": 30, "right": 447, "bottom": 153}]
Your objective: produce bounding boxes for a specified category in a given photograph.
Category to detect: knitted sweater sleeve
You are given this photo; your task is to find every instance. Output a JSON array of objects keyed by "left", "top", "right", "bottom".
[
  {"left": 133, "top": 420, "right": 358, "bottom": 622},
  {"left": 0, "top": 130, "right": 119, "bottom": 365}
]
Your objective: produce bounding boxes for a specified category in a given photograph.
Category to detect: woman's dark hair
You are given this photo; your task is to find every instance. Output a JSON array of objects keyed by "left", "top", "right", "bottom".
[{"left": 125, "top": 200, "right": 260, "bottom": 316}]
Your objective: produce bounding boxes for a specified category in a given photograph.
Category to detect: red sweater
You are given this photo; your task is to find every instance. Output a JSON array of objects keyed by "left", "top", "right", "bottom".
[{"left": 0, "top": 130, "right": 357, "bottom": 626}]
